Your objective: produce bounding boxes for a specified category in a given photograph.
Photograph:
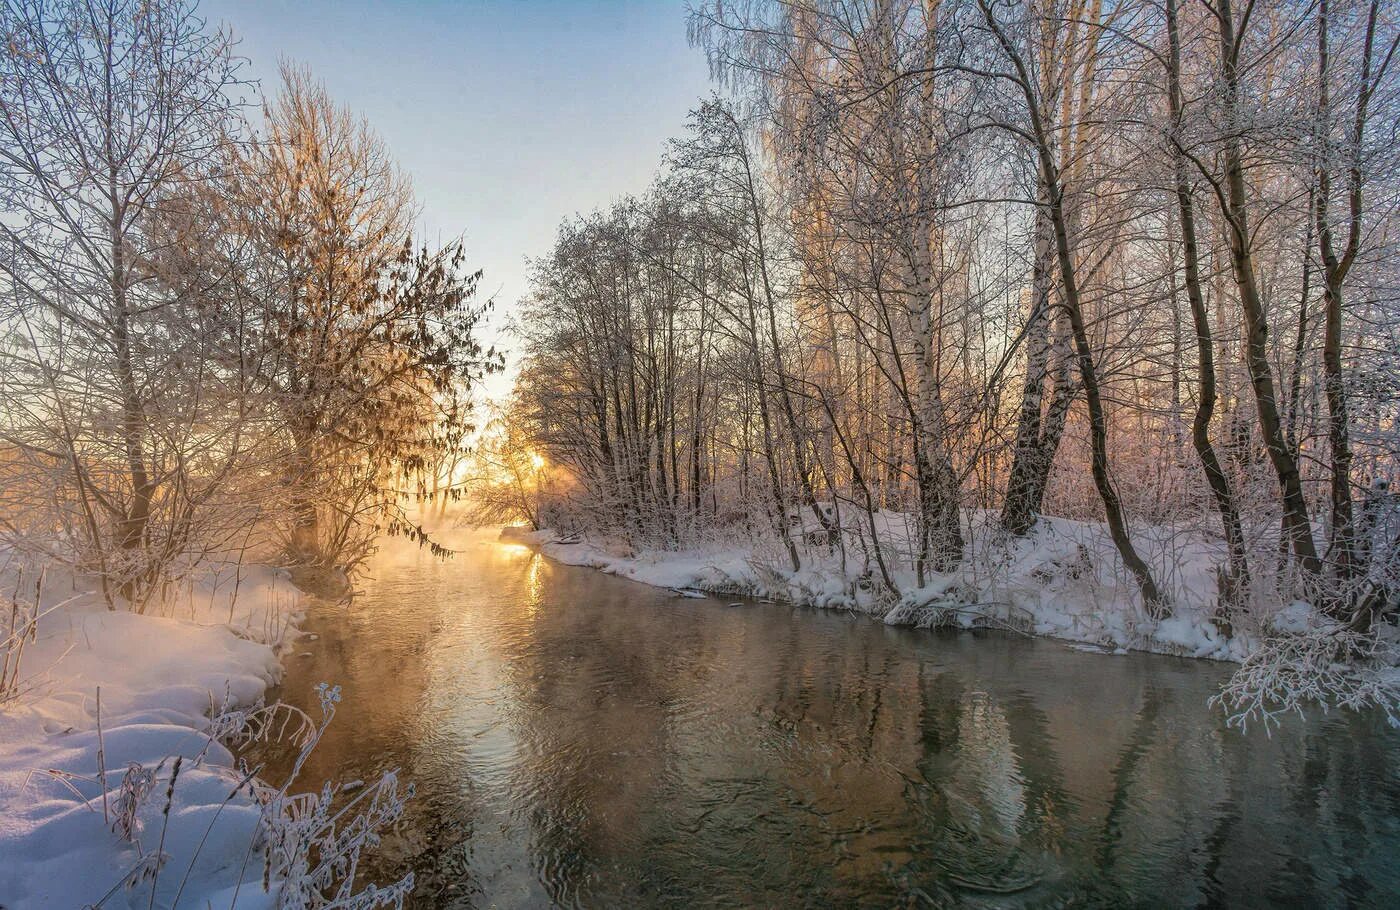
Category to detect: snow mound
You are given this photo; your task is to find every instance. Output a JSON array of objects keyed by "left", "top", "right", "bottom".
[{"left": 0, "top": 560, "right": 304, "bottom": 908}]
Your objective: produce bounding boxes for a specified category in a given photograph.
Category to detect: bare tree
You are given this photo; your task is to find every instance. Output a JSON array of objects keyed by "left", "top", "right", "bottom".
[{"left": 0, "top": 0, "right": 245, "bottom": 604}]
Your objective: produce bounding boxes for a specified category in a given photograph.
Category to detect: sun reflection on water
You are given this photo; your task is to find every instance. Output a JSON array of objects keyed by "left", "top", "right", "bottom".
[
  {"left": 525, "top": 550, "right": 543, "bottom": 610},
  {"left": 495, "top": 539, "right": 546, "bottom": 613}
]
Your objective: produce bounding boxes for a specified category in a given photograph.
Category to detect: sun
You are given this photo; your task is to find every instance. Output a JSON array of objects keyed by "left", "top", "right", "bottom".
[{"left": 530, "top": 453, "right": 545, "bottom": 470}]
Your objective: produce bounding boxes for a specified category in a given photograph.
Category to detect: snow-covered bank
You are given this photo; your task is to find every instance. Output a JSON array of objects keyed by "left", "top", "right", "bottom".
[
  {"left": 511, "top": 513, "right": 1400, "bottom": 727},
  {"left": 509, "top": 512, "right": 1311, "bottom": 663},
  {"left": 0, "top": 561, "right": 304, "bottom": 908}
]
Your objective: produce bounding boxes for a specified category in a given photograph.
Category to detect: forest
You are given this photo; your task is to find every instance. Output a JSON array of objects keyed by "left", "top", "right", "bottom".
[{"left": 467, "top": 0, "right": 1400, "bottom": 715}]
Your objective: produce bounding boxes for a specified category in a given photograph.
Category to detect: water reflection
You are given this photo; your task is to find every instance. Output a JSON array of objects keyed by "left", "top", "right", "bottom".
[{"left": 258, "top": 531, "right": 1400, "bottom": 908}]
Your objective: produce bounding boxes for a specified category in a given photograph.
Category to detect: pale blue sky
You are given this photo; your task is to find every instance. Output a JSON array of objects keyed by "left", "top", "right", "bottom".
[{"left": 202, "top": 0, "right": 714, "bottom": 393}]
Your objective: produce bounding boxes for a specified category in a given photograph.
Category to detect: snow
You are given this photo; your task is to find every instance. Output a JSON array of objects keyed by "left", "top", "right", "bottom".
[
  {"left": 514, "top": 510, "right": 1273, "bottom": 663},
  {"left": 1269, "top": 600, "right": 1322, "bottom": 634},
  {"left": 510, "top": 527, "right": 756, "bottom": 594},
  {"left": 0, "top": 560, "right": 304, "bottom": 909}
]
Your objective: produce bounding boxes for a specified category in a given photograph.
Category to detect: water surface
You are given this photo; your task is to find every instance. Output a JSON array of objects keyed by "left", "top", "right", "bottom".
[{"left": 261, "top": 530, "right": 1400, "bottom": 908}]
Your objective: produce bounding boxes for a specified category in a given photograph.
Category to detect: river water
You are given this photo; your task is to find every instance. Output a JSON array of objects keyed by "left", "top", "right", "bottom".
[{"left": 260, "top": 530, "right": 1400, "bottom": 908}]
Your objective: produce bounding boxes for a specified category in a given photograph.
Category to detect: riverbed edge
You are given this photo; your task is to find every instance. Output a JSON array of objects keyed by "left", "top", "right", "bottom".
[{"left": 505, "top": 522, "right": 1269, "bottom": 664}]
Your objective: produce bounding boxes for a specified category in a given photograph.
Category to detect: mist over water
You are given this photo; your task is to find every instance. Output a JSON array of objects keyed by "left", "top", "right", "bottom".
[{"left": 261, "top": 530, "right": 1400, "bottom": 908}]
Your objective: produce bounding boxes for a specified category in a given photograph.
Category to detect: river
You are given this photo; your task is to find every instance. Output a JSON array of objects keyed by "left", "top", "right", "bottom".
[{"left": 258, "top": 529, "right": 1400, "bottom": 908}]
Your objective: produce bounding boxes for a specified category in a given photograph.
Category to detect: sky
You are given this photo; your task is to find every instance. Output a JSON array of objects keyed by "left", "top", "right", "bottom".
[{"left": 200, "top": 0, "right": 715, "bottom": 398}]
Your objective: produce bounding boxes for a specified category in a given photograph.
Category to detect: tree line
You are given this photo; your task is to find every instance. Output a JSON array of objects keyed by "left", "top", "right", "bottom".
[{"left": 501, "top": 0, "right": 1400, "bottom": 628}]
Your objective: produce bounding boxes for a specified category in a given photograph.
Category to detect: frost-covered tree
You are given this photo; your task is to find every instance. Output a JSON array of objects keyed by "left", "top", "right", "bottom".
[
  {"left": 511, "top": 0, "right": 1400, "bottom": 657},
  {"left": 0, "top": 0, "right": 249, "bottom": 605},
  {"left": 223, "top": 64, "right": 500, "bottom": 567}
]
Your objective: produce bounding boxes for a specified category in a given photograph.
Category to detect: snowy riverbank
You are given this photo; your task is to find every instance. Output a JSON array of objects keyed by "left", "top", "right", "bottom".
[
  {"left": 507, "top": 512, "right": 1321, "bottom": 663},
  {"left": 0, "top": 561, "right": 306, "bottom": 908}
]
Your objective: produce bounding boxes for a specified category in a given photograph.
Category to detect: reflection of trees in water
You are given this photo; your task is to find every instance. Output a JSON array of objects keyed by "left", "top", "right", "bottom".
[
  {"left": 268, "top": 544, "right": 1400, "bottom": 908},
  {"left": 1094, "top": 685, "right": 1162, "bottom": 875},
  {"left": 1001, "top": 690, "right": 1070, "bottom": 853},
  {"left": 497, "top": 601, "right": 1400, "bottom": 908},
  {"left": 1089, "top": 684, "right": 1269, "bottom": 906},
  {"left": 1260, "top": 711, "right": 1400, "bottom": 906},
  {"left": 499, "top": 605, "right": 945, "bottom": 905},
  {"left": 950, "top": 690, "right": 1026, "bottom": 838},
  {"left": 888, "top": 653, "right": 1347, "bottom": 908},
  {"left": 886, "top": 667, "right": 1051, "bottom": 903}
]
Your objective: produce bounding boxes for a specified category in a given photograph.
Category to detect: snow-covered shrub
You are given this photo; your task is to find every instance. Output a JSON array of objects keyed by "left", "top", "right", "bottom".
[
  {"left": 110, "top": 761, "right": 159, "bottom": 845},
  {"left": 249, "top": 683, "right": 416, "bottom": 910},
  {"left": 0, "top": 565, "right": 68, "bottom": 706},
  {"left": 206, "top": 691, "right": 318, "bottom": 754},
  {"left": 1213, "top": 614, "right": 1400, "bottom": 731},
  {"left": 87, "top": 683, "right": 415, "bottom": 909},
  {"left": 1, "top": 577, "right": 40, "bottom": 705},
  {"left": 259, "top": 771, "right": 416, "bottom": 910}
]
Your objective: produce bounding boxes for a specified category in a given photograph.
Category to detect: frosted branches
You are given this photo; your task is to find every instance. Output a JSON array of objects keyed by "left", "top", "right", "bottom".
[{"left": 1214, "top": 619, "right": 1400, "bottom": 732}]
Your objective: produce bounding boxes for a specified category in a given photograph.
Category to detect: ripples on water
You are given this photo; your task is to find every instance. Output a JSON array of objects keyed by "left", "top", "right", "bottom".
[{"left": 257, "top": 532, "right": 1400, "bottom": 908}]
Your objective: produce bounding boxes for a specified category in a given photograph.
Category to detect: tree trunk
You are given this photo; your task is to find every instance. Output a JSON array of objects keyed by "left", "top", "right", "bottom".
[
  {"left": 1166, "top": 0, "right": 1250, "bottom": 607},
  {"left": 1001, "top": 199, "right": 1073, "bottom": 535},
  {"left": 1313, "top": 0, "right": 1389, "bottom": 591},
  {"left": 1215, "top": 0, "right": 1321, "bottom": 579},
  {"left": 977, "top": 0, "right": 1165, "bottom": 614},
  {"left": 109, "top": 199, "right": 154, "bottom": 601}
]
